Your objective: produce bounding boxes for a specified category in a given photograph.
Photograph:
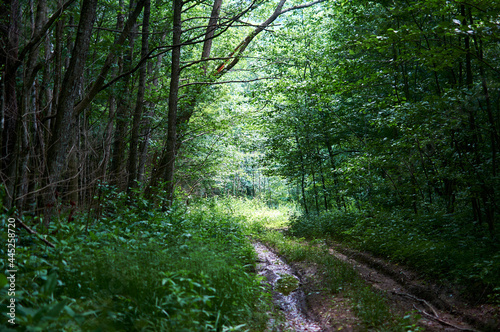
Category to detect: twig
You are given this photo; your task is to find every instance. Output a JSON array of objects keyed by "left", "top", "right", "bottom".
[
  {"left": 393, "top": 291, "right": 439, "bottom": 317},
  {"left": 178, "top": 76, "right": 279, "bottom": 88}
]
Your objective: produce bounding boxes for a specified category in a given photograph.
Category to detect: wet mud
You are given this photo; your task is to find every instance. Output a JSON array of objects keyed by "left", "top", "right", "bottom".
[{"left": 253, "top": 241, "right": 322, "bottom": 332}]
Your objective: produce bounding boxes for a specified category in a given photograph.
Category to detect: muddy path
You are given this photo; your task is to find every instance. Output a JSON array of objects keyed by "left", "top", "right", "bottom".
[
  {"left": 253, "top": 241, "right": 322, "bottom": 331},
  {"left": 254, "top": 239, "right": 500, "bottom": 331}
]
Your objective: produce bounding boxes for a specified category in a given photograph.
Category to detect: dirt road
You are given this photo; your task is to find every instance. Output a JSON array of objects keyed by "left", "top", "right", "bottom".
[{"left": 255, "top": 239, "right": 499, "bottom": 331}]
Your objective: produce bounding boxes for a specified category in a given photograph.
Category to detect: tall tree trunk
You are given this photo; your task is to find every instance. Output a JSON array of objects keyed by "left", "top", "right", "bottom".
[
  {"left": 43, "top": 0, "right": 98, "bottom": 223},
  {"left": 17, "top": 0, "right": 47, "bottom": 211},
  {"left": 295, "top": 134, "right": 308, "bottom": 214},
  {"left": 0, "top": 0, "right": 20, "bottom": 208},
  {"left": 475, "top": 35, "right": 498, "bottom": 237},
  {"left": 162, "top": 0, "right": 183, "bottom": 205},
  {"left": 138, "top": 33, "right": 164, "bottom": 183},
  {"left": 201, "top": 0, "right": 222, "bottom": 74},
  {"left": 127, "top": 0, "right": 150, "bottom": 191},
  {"left": 110, "top": 0, "right": 129, "bottom": 188},
  {"left": 316, "top": 147, "right": 329, "bottom": 211},
  {"left": 101, "top": 95, "right": 116, "bottom": 183},
  {"left": 311, "top": 166, "right": 319, "bottom": 213},
  {"left": 147, "top": 0, "right": 183, "bottom": 202}
]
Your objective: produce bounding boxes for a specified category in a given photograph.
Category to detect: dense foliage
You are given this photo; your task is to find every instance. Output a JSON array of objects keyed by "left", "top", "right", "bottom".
[
  {"left": 2, "top": 0, "right": 500, "bottom": 329},
  {"left": 1, "top": 195, "right": 270, "bottom": 331},
  {"left": 251, "top": 0, "right": 500, "bottom": 270}
]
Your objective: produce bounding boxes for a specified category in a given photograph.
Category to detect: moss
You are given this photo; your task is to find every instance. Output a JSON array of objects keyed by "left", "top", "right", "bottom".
[{"left": 274, "top": 274, "right": 299, "bottom": 296}]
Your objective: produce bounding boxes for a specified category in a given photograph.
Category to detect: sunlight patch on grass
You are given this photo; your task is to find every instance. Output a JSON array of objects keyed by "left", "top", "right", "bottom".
[{"left": 225, "top": 197, "right": 297, "bottom": 230}]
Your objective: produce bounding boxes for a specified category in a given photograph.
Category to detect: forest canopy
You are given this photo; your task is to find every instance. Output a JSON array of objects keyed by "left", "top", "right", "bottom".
[
  {"left": 1, "top": 0, "right": 500, "bottom": 330},
  {"left": 1, "top": 0, "right": 498, "bottom": 234}
]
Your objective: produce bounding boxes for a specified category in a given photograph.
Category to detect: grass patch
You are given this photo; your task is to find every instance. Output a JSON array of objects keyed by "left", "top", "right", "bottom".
[{"left": 274, "top": 275, "right": 299, "bottom": 296}]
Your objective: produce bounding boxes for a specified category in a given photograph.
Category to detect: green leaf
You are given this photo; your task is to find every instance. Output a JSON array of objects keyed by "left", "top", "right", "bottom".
[
  {"left": 45, "top": 300, "right": 69, "bottom": 318},
  {"left": 41, "top": 272, "right": 58, "bottom": 296},
  {"left": 0, "top": 273, "right": 8, "bottom": 289}
]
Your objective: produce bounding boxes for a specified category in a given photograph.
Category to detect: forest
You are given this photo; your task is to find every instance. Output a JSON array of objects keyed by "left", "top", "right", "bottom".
[{"left": 1, "top": 0, "right": 499, "bottom": 330}]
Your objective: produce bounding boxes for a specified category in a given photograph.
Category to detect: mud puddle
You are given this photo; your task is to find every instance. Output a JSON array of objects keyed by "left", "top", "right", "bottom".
[{"left": 253, "top": 241, "right": 321, "bottom": 332}]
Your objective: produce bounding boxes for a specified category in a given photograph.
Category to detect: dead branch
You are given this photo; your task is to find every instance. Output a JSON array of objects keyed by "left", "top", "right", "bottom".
[
  {"left": 412, "top": 305, "right": 479, "bottom": 332},
  {"left": 393, "top": 291, "right": 439, "bottom": 317},
  {"left": 15, "top": 218, "right": 56, "bottom": 248}
]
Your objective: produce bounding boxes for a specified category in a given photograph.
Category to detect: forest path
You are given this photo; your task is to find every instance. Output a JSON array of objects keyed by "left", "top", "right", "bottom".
[{"left": 254, "top": 237, "right": 499, "bottom": 331}]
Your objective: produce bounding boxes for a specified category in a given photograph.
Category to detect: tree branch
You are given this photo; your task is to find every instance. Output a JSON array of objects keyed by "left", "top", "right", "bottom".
[
  {"left": 214, "top": 0, "right": 325, "bottom": 75},
  {"left": 74, "top": 0, "right": 147, "bottom": 115},
  {"left": 280, "top": 0, "right": 326, "bottom": 15},
  {"left": 178, "top": 76, "right": 279, "bottom": 88},
  {"left": 5, "top": 0, "right": 77, "bottom": 79},
  {"left": 16, "top": 219, "right": 56, "bottom": 248}
]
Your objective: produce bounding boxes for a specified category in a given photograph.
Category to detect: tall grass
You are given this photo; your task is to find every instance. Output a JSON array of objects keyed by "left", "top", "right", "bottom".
[{"left": 225, "top": 197, "right": 298, "bottom": 231}]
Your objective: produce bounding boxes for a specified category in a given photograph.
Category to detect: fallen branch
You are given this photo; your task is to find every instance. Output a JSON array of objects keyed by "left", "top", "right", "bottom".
[
  {"left": 412, "top": 305, "right": 479, "bottom": 332},
  {"left": 15, "top": 218, "right": 56, "bottom": 248},
  {"left": 393, "top": 291, "right": 439, "bottom": 317}
]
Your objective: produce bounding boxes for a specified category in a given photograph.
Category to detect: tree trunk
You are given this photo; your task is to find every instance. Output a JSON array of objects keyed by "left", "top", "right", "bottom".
[
  {"left": 16, "top": 0, "right": 47, "bottom": 211},
  {"left": 102, "top": 95, "right": 116, "bottom": 183},
  {"left": 43, "top": 0, "right": 98, "bottom": 224},
  {"left": 163, "top": 0, "right": 183, "bottom": 205},
  {"left": 138, "top": 32, "right": 165, "bottom": 184},
  {"left": 0, "top": 0, "right": 20, "bottom": 208},
  {"left": 110, "top": 0, "right": 130, "bottom": 188},
  {"left": 127, "top": 0, "right": 150, "bottom": 191},
  {"left": 295, "top": 135, "right": 308, "bottom": 214},
  {"left": 316, "top": 147, "right": 329, "bottom": 211},
  {"left": 311, "top": 166, "right": 319, "bottom": 213},
  {"left": 201, "top": 0, "right": 222, "bottom": 74}
]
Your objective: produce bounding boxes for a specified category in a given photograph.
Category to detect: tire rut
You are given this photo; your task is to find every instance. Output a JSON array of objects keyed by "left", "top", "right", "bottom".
[
  {"left": 254, "top": 235, "right": 499, "bottom": 331},
  {"left": 326, "top": 242, "right": 499, "bottom": 331},
  {"left": 253, "top": 241, "right": 322, "bottom": 332}
]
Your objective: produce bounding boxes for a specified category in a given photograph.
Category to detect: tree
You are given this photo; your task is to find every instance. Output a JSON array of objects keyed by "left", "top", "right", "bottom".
[
  {"left": 254, "top": 0, "right": 499, "bottom": 237},
  {"left": 149, "top": 0, "right": 326, "bottom": 206}
]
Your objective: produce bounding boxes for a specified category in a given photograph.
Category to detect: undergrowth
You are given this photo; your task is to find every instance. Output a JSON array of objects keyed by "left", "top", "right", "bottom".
[
  {"left": 288, "top": 210, "right": 500, "bottom": 302},
  {"left": 0, "top": 191, "right": 271, "bottom": 331}
]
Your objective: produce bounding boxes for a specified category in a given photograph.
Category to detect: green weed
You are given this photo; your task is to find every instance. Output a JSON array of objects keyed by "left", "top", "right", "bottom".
[{"left": 1, "top": 195, "right": 271, "bottom": 331}]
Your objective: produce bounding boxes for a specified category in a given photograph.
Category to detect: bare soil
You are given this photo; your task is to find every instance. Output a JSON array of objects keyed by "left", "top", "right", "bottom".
[{"left": 258, "top": 238, "right": 500, "bottom": 331}]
